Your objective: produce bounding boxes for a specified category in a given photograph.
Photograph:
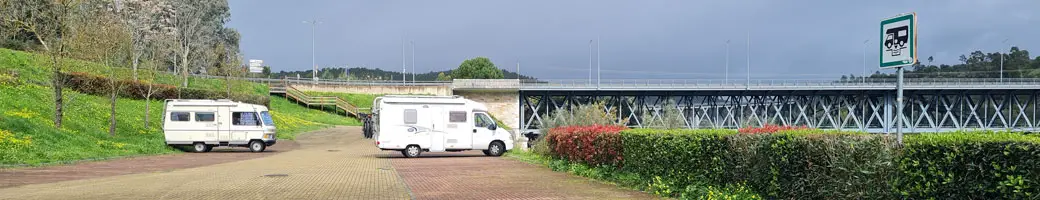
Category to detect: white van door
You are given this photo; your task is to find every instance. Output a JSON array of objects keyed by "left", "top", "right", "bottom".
[
  {"left": 424, "top": 107, "right": 446, "bottom": 152},
  {"left": 444, "top": 110, "right": 472, "bottom": 149},
  {"left": 217, "top": 107, "right": 231, "bottom": 143},
  {"left": 194, "top": 110, "right": 220, "bottom": 144},
  {"left": 471, "top": 112, "right": 495, "bottom": 150}
]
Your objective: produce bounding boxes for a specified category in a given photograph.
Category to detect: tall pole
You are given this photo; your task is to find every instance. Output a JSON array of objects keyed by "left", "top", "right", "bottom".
[
  {"left": 303, "top": 19, "right": 320, "bottom": 82},
  {"left": 517, "top": 59, "right": 520, "bottom": 80},
  {"left": 726, "top": 40, "right": 730, "bottom": 83},
  {"left": 896, "top": 67, "right": 904, "bottom": 144},
  {"left": 411, "top": 41, "right": 415, "bottom": 83},
  {"left": 589, "top": 40, "right": 593, "bottom": 84},
  {"left": 597, "top": 36, "right": 601, "bottom": 88},
  {"left": 746, "top": 31, "right": 750, "bottom": 88},
  {"left": 862, "top": 39, "right": 869, "bottom": 83},
  {"left": 402, "top": 37, "right": 406, "bottom": 83},
  {"left": 1001, "top": 39, "right": 1008, "bottom": 81}
]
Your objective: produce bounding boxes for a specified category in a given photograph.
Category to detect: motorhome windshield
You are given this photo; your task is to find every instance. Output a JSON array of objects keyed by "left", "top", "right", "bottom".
[{"left": 260, "top": 111, "right": 275, "bottom": 126}]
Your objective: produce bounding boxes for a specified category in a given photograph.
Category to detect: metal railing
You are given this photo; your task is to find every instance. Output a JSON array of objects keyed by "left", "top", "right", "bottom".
[{"left": 451, "top": 78, "right": 1040, "bottom": 90}]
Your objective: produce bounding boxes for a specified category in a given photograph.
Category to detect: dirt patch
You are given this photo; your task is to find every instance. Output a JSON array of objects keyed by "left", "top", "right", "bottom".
[
  {"left": 0, "top": 140, "right": 299, "bottom": 189},
  {"left": 391, "top": 151, "right": 655, "bottom": 200}
]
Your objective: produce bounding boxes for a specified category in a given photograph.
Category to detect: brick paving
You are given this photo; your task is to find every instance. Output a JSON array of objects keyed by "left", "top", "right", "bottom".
[
  {"left": 0, "top": 140, "right": 299, "bottom": 188},
  {"left": 391, "top": 152, "right": 656, "bottom": 200},
  {"left": 0, "top": 126, "right": 655, "bottom": 200},
  {"left": 0, "top": 126, "right": 411, "bottom": 200}
]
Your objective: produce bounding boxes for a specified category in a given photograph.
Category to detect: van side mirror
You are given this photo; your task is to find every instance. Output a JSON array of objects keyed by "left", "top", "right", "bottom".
[{"left": 488, "top": 124, "right": 497, "bottom": 131}]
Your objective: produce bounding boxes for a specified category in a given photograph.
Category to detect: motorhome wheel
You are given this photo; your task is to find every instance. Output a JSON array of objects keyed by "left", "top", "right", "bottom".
[
  {"left": 193, "top": 143, "right": 207, "bottom": 153},
  {"left": 403, "top": 145, "right": 421, "bottom": 158},
  {"left": 249, "top": 140, "right": 266, "bottom": 152},
  {"left": 487, "top": 142, "right": 505, "bottom": 157}
]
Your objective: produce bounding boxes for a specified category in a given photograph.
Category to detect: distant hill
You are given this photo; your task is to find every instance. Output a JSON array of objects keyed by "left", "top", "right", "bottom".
[{"left": 269, "top": 67, "right": 536, "bottom": 81}]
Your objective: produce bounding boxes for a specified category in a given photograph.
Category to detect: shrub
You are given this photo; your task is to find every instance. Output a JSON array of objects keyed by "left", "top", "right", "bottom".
[
  {"left": 62, "top": 72, "right": 269, "bottom": 106},
  {"left": 546, "top": 125, "right": 627, "bottom": 166},
  {"left": 896, "top": 132, "right": 1040, "bottom": 199},
  {"left": 534, "top": 102, "right": 619, "bottom": 156},
  {"left": 621, "top": 129, "right": 737, "bottom": 188},
  {"left": 737, "top": 124, "right": 811, "bottom": 134},
  {"left": 725, "top": 131, "right": 899, "bottom": 199}
]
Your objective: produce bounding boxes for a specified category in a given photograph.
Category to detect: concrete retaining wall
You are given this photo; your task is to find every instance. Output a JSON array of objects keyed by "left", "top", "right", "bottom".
[{"left": 292, "top": 84, "right": 452, "bottom": 96}]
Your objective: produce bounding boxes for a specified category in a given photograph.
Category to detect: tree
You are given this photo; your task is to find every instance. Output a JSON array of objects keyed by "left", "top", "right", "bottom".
[
  {"left": 171, "top": 0, "right": 230, "bottom": 87},
  {"left": 262, "top": 66, "right": 271, "bottom": 77},
  {"left": 1, "top": 0, "right": 84, "bottom": 128},
  {"left": 436, "top": 72, "right": 451, "bottom": 81},
  {"left": 67, "top": 2, "right": 131, "bottom": 136},
  {"left": 452, "top": 57, "right": 504, "bottom": 79}
]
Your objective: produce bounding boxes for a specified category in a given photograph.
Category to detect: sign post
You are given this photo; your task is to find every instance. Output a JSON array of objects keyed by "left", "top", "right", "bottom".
[{"left": 880, "top": 12, "right": 917, "bottom": 144}]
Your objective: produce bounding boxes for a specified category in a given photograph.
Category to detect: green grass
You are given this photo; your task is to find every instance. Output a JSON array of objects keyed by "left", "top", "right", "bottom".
[
  {"left": 269, "top": 97, "right": 361, "bottom": 140},
  {"left": 0, "top": 84, "right": 176, "bottom": 166},
  {"left": 0, "top": 49, "right": 360, "bottom": 166},
  {"left": 0, "top": 48, "right": 268, "bottom": 95},
  {"left": 302, "top": 91, "right": 379, "bottom": 109}
]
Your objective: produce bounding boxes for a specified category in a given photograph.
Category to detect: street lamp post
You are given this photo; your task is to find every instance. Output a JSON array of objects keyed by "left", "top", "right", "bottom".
[
  {"left": 746, "top": 32, "right": 751, "bottom": 88},
  {"left": 597, "top": 36, "right": 601, "bottom": 89},
  {"left": 589, "top": 40, "right": 593, "bottom": 84},
  {"left": 1001, "top": 39, "right": 1009, "bottom": 81},
  {"left": 862, "top": 39, "right": 869, "bottom": 83},
  {"left": 725, "top": 40, "right": 730, "bottom": 83},
  {"left": 411, "top": 41, "right": 415, "bottom": 83},
  {"left": 303, "top": 19, "right": 321, "bottom": 82}
]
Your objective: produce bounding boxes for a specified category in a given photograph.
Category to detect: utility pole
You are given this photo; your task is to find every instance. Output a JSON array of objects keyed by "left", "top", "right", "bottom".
[
  {"left": 597, "top": 36, "right": 601, "bottom": 89},
  {"left": 303, "top": 19, "right": 321, "bottom": 82},
  {"left": 726, "top": 40, "right": 730, "bottom": 83}
]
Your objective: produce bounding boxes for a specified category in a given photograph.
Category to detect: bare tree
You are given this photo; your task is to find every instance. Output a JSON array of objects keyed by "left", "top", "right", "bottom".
[
  {"left": 1, "top": 0, "right": 84, "bottom": 128},
  {"left": 112, "top": 0, "right": 160, "bottom": 81},
  {"left": 170, "top": 0, "right": 229, "bottom": 87},
  {"left": 68, "top": 2, "right": 131, "bottom": 136}
]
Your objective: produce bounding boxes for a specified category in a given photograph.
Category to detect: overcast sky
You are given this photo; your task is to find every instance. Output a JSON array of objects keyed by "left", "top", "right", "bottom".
[{"left": 227, "top": 0, "right": 1039, "bottom": 80}]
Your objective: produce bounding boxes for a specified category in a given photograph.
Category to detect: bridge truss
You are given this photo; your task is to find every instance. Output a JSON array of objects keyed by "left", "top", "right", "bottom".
[{"left": 520, "top": 89, "right": 1040, "bottom": 133}]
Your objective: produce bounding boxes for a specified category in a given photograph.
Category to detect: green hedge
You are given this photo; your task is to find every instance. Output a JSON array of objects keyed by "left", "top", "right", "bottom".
[
  {"left": 897, "top": 132, "right": 1040, "bottom": 199},
  {"left": 621, "top": 129, "right": 736, "bottom": 190},
  {"left": 63, "top": 72, "right": 269, "bottom": 106},
  {"left": 618, "top": 129, "right": 1040, "bottom": 199}
]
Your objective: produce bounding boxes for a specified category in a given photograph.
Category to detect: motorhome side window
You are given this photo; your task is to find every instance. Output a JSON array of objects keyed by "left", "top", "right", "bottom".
[
  {"left": 403, "top": 109, "right": 417, "bottom": 124},
  {"left": 195, "top": 112, "right": 215, "bottom": 122},
  {"left": 233, "top": 112, "right": 260, "bottom": 126},
  {"left": 448, "top": 111, "right": 467, "bottom": 123},
  {"left": 170, "top": 112, "right": 190, "bottom": 122}
]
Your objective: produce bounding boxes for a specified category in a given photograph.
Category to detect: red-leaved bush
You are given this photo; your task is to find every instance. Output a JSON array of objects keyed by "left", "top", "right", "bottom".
[
  {"left": 738, "top": 124, "right": 810, "bottom": 134},
  {"left": 546, "top": 125, "right": 628, "bottom": 166}
]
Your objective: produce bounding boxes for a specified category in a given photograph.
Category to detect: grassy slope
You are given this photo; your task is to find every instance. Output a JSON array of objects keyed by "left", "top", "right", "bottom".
[
  {"left": 269, "top": 97, "right": 361, "bottom": 140},
  {"left": 0, "top": 49, "right": 357, "bottom": 166},
  {"left": 302, "top": 91, "right": 378, "bottom": 109}
]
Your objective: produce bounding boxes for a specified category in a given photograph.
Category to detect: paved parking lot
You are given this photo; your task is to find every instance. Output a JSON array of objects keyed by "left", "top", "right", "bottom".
[{"left": 0, "top": 126, "right": 652, "bottom": 200}]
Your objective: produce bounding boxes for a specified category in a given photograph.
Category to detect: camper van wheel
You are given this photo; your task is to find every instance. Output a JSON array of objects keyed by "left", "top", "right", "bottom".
[
  {"left": 403, "top": 145, "right": 421, "bottom": 158},
  {"left": 487, "top": 141, "right": 505, "bottom": 157},
  {"left": 249, "top": 140, "right": 266, "bottom": 152},
  {"left": 192, "top": 143, "right": 208, "bottom": 153}
]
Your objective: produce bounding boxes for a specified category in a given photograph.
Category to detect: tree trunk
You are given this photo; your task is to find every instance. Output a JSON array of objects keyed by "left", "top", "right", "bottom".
[
  {"left": 225, "top": 73, "right": 231, "bottom": 98},
  {"left": 109, "top": 84, "right": 117, "bottom": 136},
  {"left": 181, "top": 45, "right": 190, "bottom": 87},
  {"left": 52, "top": 56, "right": 63, "bottom": 128},
  {"left": 132, "top": 53, "right": 140, "bottom": 81},
  {"left": 144, "top": 84, "right": 152, "bottom": 129}
]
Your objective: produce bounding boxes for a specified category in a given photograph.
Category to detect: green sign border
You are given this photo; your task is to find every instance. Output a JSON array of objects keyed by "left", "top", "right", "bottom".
[{"left": 879, "top": 13, "right": 916, "bottom": 69}]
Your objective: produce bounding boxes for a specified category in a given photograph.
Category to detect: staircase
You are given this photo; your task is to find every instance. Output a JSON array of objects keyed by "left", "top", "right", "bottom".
[{"left": 270, "top": 81, "right": 365, "bottom": 118}]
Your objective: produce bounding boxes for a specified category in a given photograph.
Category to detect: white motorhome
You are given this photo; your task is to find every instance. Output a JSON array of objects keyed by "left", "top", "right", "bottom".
[
  {"left": 162, "top": 99, "right": 277, "bottom": 153},
  {"left": 372, "top": 95, "right": 514, "bottom": 158}
]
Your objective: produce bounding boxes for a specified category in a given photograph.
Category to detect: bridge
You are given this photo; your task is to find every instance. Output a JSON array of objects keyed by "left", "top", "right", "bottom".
[{"left": 253, "top": 76, "right": 1040, "bottom": 133}]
